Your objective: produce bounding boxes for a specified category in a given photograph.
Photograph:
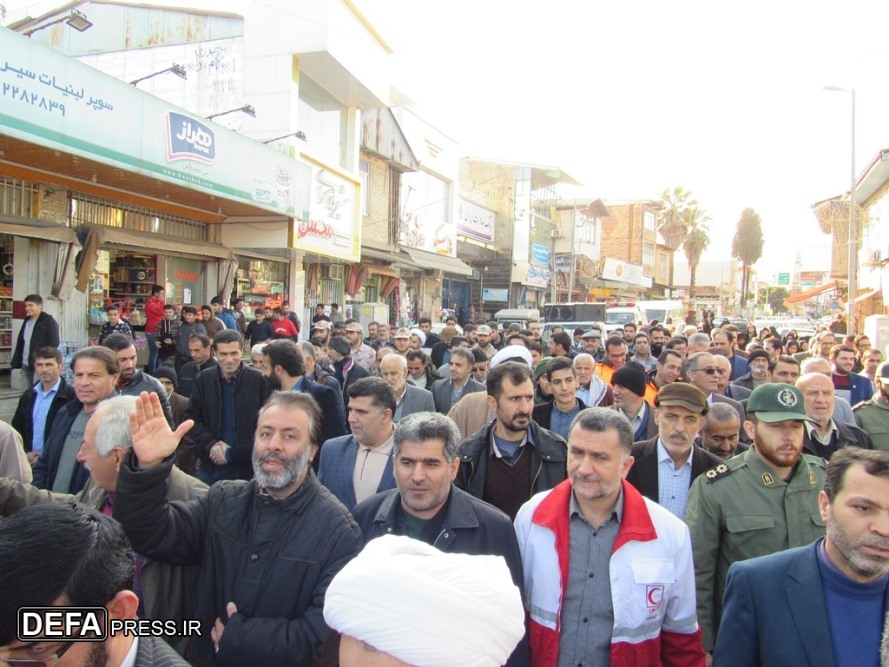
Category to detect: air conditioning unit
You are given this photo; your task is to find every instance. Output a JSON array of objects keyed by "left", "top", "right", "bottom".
[
  {"left": 323, "top": 265, "right": 345, "bottom": 281},
  {"left": 550, "top": 230, "right": 564, "bottom": 239}
]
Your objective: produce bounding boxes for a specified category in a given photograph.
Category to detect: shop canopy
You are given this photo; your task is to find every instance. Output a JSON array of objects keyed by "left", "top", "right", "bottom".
[
  {"left": 0, "top": 217, "right": 80, "bottom": 245},
  {"left": 74, "top": 224, "right": 235, "bottom": 293},
  {"left": 783, "top": 281, "right": 840, "bottom": 305},
  {"left": 402, "top": 248, "right": 473, "bottom": 277}
]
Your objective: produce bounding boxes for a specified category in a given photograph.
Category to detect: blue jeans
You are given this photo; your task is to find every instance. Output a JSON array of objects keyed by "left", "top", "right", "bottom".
[{"left": 146, "top": 333, "right": 158, "bottom": 374}]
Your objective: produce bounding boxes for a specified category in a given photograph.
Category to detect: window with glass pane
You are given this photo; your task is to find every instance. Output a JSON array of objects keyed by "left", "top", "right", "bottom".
[
  {"left": 644, "top": 210, "right": 656, "bottom": 231},
  {"left": 298, "top": 75, "right": 347, "bottom": 168},
  {"left": 643, "top": 242, "right": 655, "bottom": 266}
]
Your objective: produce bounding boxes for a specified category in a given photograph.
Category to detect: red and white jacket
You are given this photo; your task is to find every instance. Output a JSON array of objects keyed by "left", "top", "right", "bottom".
[{"left": 514, "top": 479, "right": 705, "bottom": 667}]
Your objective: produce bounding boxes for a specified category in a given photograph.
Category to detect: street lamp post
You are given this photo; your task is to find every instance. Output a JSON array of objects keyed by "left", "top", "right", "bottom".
[{"left": 824, "top": 85, "right": 857, "bottom": 332}]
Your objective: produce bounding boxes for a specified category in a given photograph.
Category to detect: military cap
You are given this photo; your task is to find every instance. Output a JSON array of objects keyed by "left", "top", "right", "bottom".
[{"left": 746, "top": 383, "right": 813, "bottom": 423}]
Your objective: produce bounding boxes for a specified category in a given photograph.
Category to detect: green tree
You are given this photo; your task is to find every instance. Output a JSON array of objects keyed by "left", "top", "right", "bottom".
[
  {"left": 657, "top": 186, "right": 696, "bottom": 251},
  {"left": 731, "top": 208, "right": 764, "bottom": 308},
  {"left": 682, "top": 205, "right": 711, "bottom": 322},
  {"left": 758, "top": 286, "right": 789, "bottom": 314}
]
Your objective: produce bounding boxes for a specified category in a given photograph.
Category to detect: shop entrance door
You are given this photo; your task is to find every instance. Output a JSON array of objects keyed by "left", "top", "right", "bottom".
[{"left": 442, "top": 278, "right": 471, "bottom": 315}]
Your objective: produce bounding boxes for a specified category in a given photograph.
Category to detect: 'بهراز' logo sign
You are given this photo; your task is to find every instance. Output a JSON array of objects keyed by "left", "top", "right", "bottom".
[{"left": 166, "top": 112, "right": 216, "bottom": 164}]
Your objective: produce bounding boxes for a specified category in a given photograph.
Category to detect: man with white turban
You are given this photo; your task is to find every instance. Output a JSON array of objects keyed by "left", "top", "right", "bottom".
[{"left": 324, "top": 535, "right": 525, "bottom": 667}]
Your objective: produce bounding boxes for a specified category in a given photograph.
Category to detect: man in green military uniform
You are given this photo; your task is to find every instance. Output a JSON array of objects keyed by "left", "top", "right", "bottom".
[
  {"left": 854, "top": 361, "right": 889, "bottom": 451},
  {"left": 685, "top": 383, "right": 827, "bottom": 656}
]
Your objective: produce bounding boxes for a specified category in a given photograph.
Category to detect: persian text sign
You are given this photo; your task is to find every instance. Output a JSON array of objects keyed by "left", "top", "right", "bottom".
[
  {"left": 291, "top": 160, "right": 361, "bottom": 263},
  {"left": 0, "top": 29, "right": 297, "bottom": 216},
  {"left": 457, "top": 197, "right": 495, "bottom": 244}
]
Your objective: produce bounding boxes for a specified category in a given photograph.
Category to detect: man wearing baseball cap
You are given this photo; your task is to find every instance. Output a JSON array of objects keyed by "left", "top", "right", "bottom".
[
  {"left": 392, "top": 328, "right": 412, "bottom": 357},
  {"left": 685, "top": 382, "right": 827, "bottom": 656},
  {"left": 311, "top": 319, "right": 332, "bottom": 347},
  {"left": 344, "top": 321, "right": 375, "bottom": 373},
  {"left": 853, "top": 360, "right": 889, "bottom": 451}
]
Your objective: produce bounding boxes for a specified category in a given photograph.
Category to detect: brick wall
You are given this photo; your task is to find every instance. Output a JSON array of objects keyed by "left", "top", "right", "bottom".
[
  {"left": 37, "top": 185, "right": 69, "bottom": 224},
  {"left": 362, "top": 154, "right": 392, "bottom": 244}
]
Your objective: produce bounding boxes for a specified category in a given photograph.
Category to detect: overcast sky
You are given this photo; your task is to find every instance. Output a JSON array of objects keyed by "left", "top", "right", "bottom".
[
  {"left": 358, "top": 0, "right": 889, "bottom": 279},
  {"left": 8, "top": 0, "right": 889, "bottom": 280}
]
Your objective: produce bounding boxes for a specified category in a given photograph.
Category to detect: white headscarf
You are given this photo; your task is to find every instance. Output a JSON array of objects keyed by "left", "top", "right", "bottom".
[
  {"left": 409, "top": 328, "right": 426, "bottom": 346},
  {"left": 323, "top": 535, "right": 525, "bottom": 667}
]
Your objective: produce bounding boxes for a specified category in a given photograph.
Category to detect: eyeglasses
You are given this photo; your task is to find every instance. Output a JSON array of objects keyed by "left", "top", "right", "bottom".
[
  {"left": 4, "top": 641, "right": 75, "bottom": 666},
  {"left": 691, "top": 367, "right": 719, "bottom": 375}
]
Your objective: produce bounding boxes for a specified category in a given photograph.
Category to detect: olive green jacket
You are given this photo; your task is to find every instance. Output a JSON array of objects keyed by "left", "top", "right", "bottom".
[
  {"left": 685, "top": 446, "right": 826, "bottom": 651},
  {"left": 854, "top": 397, "right": 889, "bottom": 452}
]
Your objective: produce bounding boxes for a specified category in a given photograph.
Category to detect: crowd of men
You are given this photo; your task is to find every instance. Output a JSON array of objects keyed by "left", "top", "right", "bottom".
[{"left": 2, "top": 298, "right": 889, "bottom": 666}]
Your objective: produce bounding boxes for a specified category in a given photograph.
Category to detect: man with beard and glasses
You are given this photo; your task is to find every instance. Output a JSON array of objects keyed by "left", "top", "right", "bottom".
[
  {"left": 685, "top": 383, "right": 828, "bottom": 657},
  {"left": 114, "top": 391, "right": 362, "bottom": 667},
  {"left": 515, "top": 408, "right": 706, "bottom": 666},
  {"left": 454, "top": 362, "right": 567, "bottom": 520},
  {"left": 715, "top": 448, "right": 889, "bottom": 667},
  {"left": 0, "top": 503, "right": 189, "bottom": 667}
]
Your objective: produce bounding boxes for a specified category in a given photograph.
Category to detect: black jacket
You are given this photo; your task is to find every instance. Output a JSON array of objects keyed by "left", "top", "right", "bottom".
[
  {"left": 114, "top": 455, "right": 362, "bottom": 667},
  {"left": 118, "top": 370, "right": 173, "bottom": 426},
  {"left": 298, "top": 377, "right": 348, "bottom": 446},
  {"left": 183, "top": 364, "right": 271, "bottom": 480},
  {"left": 31, "top": 399, "right": 91, "bottom": 492},
  {"left": 177, "top": 358, "right": 218, "bottom": 399},
  {"left": 11, "top": 377, "right": 74, "bottom": 452},
  {"left": 354, "top": 485, "right": 524, "bottom": 588},
  {"left": 626, "top": 436, "right": 723, "bottom": 503},
  {"left": 353, "top": 485, "right": 530, "bottom": 667},
  {"left": 454, "top": 420, "right": 568, "bottom": 508},
  {"left": 803, "top": 420, "right": 873, "bottom": 460},
  {"left": 532, "top": 398, "right": 586, "bottom": 432},
  {"left": 12, "top": 311, "right": 60, "bottom": 369}
]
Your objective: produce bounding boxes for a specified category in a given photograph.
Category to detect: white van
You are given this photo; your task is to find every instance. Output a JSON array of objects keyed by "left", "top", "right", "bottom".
[
  {"left": 604, "top": 304, "right": 644, "bottom": 334},
  {"left": 637, "top": 300, "right": 686, "bottom": 326}
]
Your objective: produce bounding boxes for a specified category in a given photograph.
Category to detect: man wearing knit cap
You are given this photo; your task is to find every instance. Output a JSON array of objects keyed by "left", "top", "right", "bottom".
[
  {"left": 324, "top": 535, "right": 526, "bottom": 667},
  {"left": 610, "top": 361, "right": 657, "bottom": 442},
  {"left": 626, "top": 383, "right": 722, "bottom": 519},
  {"left": 730, "top": 348, "right": 771, "bottom": 391},
  {"left": 153, "top": 366, "right": 188, "bottom": 426}
]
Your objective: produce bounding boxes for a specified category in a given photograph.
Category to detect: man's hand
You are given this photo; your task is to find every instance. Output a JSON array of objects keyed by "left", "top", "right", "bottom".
[
  {"left": 26, "top": 451, "right": 40, "bottom": 467},
  {"left": 211, "top": 602, "right": 238, "bottom": 653},
  {"left": 209, "top": 441, "right": 229, "bottom": 466},
  {"left": 130, "top": 391, "right": 193, "bottom": 469}
]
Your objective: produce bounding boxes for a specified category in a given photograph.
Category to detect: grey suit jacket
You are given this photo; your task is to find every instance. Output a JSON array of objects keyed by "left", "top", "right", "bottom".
[
  {"left": 431, "top": 377, "right": 486, "bottom": 414},
  {"left": 396, "top": 384, "right": 436, "bottom": 421},
  {"left": 134, "top": 635, "right": 190, "bottom": 666}
]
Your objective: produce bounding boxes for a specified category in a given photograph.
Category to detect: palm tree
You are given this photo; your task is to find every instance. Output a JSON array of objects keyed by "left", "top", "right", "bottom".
[
  {"left": 682, "top": 205, "right": 711, "bottom": 323},
  {"left": 657, "top": 186, "right": 697, "bottom": 251}
]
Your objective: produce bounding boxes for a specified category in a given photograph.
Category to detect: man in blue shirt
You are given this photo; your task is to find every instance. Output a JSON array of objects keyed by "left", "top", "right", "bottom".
[
  {"left": 715, "top": 447, "right": 889, "bottom": 667},
  {"left": 11, "top": 346, "right": 73, "bottom": 466}
]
